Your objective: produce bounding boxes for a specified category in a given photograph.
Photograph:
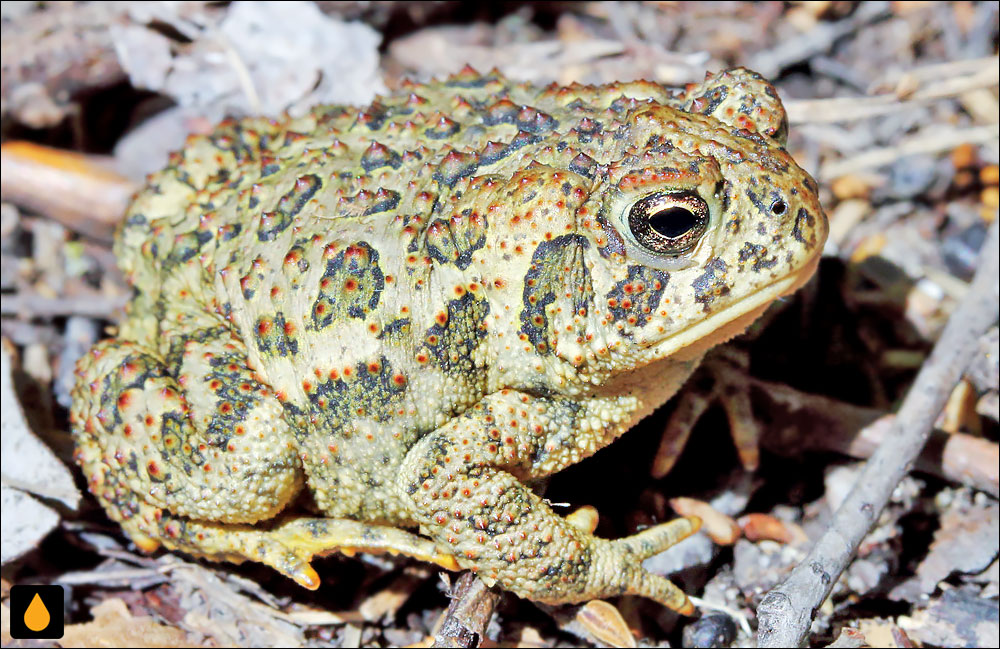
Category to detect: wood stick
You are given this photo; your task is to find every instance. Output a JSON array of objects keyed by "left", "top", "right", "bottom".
[
  {"left": 756, "top": 219, "right": 999, "bottom": 647},
  {"left": 0, "top": 141, "right": 135, "bottom": 242},
  {"left": 1, "top": 293, "right": 128, "bottom": 319},
  {"left": 752, "top": 379, "right": 999, "bottom": 498},
  {"left": 785, "top": 59, "right": 999, "bottom": 124},
  {"left": 818, "top": 124, "right": 999, "bottom": 180},
  {"left": 432, "top": 572, "right": 501, "bottom": 648}
]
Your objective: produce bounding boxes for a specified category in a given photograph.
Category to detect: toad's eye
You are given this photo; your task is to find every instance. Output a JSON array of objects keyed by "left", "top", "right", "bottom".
[{"left": 627, "top": 191, "right": 710, "bottom": 255}]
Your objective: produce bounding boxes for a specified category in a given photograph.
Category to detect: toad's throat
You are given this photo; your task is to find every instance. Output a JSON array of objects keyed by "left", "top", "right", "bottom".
[{"left": 647, "top": 253, "right": 822, "bottom": 362}]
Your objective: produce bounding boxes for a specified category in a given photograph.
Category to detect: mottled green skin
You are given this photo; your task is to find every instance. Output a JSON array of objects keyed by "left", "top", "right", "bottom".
[{"left": 71, "top": 67, "right": 827, "bottom": 610}]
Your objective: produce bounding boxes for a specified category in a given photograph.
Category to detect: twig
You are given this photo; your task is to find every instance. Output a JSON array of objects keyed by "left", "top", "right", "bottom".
[
  {"left": 432, "top": 572, "right": 501, "bottom": 648},
  {"left": 751, "top": 378, "right": 999, "bottom": 498},
  {"left": 749, "top": 2, "right": 891, "bottom": 78},
  {"left": 818, "top": 124, "right": 999, "bottom": 181},
  {"left": 56, "top": 567, "right": 168, "bottom": 586},
  {"left": 0, "top": 141, "right": 135, "bottom": 242},
  {"left": 785, "top": 59, "right": 999, "bottom": 124},
  {"left": 756, "top": 219, "right": 999, "bottom": 648},
  {"left": 1, "top": 292, "right": 128, "bottom": 319},
  {"left": 879, "top": 55, "right": 998, "bottom": 85}
]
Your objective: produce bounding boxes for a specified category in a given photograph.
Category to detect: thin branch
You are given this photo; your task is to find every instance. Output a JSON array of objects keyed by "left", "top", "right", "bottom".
[
  {"left": 1, "top": 292, "right": 128, "bottom": 319},
  {"left": 818, "top": 124, "right": 999, "bottom": 181},
  {"left": 0, "top": 141, "right": 135, "bottom": 242},
  {"left": 432, "top": 572, "right": 501, "bottom": 648},
  {"left": 751, "top": 378, "right": 999, "bottom": 498},
  {"left": 748, "top": 2, "right": 891, "bottom": 78},
  {"left": 785, "top": 59, "right": 999, "bottom": 124},
  {"left": 756, "top": 219, "right": 1000, "bottom": 648}
]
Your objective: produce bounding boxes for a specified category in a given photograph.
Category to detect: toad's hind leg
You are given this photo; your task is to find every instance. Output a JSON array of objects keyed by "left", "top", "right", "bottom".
[
  {"left": 148, "top": 516, "right": 461, "bottom": 589},
  {"left": 397, "top": 390, "right": 702, "bottom": 614},
  {"left": 71, "top": 328, "right": 303, "bottom": 553},
  {"left": 72, "top": 331, "right": 461, "bottom": 585}
]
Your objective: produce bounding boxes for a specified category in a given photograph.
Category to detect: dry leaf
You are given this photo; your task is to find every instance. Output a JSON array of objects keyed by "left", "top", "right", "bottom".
[
  {"left": 670, "top": 497, "right": 740, "bottom": 545},
  {"left": 826, "top": 626, "right": 870, "bottom": 648},
  {"left": 898, "top": 587, "right": 999, "bottom": 648},
  {"left": 1, "top": 342, "right": 80, "bottom": 564},
  {"left": 111, "top": 1, "right": 384, "bottom": 123},
  {"left": 60, "top": 598, "right": 196, "bottom": 648},
  {"left": 738, "top": 513, "right": 809, "bottom": 546},
  {"left": 892, "top": 494, "right": 999, "bottom": 599},
  {"left": 358, "top": 567, "right": 429, "bottom": 621},
  {"left": 575, "top": 600, "right": 636, "bottom": 649},
  {"left": 858, "top": 618, "right": 915, "bottom": 648}
]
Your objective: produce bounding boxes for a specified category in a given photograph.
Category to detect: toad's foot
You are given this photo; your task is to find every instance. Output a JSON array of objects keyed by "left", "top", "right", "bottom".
[
  {"left": 399, "top": 389, "right": 703, "bottom": 614},
  {"left": 125, "top": 514, "right": 459, "bottom": 589}
]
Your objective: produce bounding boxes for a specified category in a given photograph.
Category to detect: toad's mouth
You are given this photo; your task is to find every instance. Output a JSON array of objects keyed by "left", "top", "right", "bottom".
[{"left": 646, "top": 253, "right": 822, "bottom": 362}]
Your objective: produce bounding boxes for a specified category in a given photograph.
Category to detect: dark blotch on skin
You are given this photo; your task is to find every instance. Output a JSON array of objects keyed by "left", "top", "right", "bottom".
[
  {"left": 519, "top": 234, "right": 592, "bottom": 354},
  {"left": 418, "top": 293, "right": 490, "bottom": 376},
  {"left": 738, "top": 242, "right": 778, "bottom": 272},
  {"left": 792, "top": 207, "right": 817, "bottom": 248},
  {"left": 167, "top": 230, "right": 213, "bottom": 266},
  {"left": 433, "top": 152, "right": 480, "bottom": 188},
  {"left": 594, "top": 209, "right": 626, "bottom": 260},
  {"left": 360, "top": 144, "right": 403, "bottom": 172},
  {"left": 568, "top": 153, "right": 598, "bottom": 180},
  {"left": 692, "top": 257, "right": 730, "bottom": 309},
  {"left": 258, "top": 174, "right": 322, "bottom": 242},
  {"left": 98, "top": 353, "right": 168, "bottom": 432},
  {"left": 365, "top": 190, "right": 401, "bottom": 216},
  {"left": 687, "top": 85, "right": 728, "bottom": 115},
  {"left": 204, "top": 349, "right": 268, "bottom": 446},
  {"left": 311, "top": 242, "right": 385, "bottom": 329},
  {"left": 425, "top": 211, "right": 488, "bottom": 270},
  {"left": 606, "top": 265, "right": 670, "bottom": 330},
  {"left": 307, "top": 356, "right": 406, "bottom": 424},
  {"left": 255, "top": 312, "right": 299, "bottom": 357},
  {"left": 744, "top": 188, "right": 768, "bottom": 215}
]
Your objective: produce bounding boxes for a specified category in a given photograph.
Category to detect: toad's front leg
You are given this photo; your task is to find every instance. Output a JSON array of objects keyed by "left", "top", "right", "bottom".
[{"left": 397, "top": 390, "right": 701, "bottom": 614}]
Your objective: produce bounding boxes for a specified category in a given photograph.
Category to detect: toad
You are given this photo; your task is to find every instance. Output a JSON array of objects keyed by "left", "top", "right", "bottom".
[{"left": 71, "top": 67, "right": 827, "bottom": 614}]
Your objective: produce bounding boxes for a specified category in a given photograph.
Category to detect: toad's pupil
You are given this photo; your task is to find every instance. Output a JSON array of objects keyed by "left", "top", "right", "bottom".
[{"left": 649, "top": 207, "right": 698, "bottom": 239}]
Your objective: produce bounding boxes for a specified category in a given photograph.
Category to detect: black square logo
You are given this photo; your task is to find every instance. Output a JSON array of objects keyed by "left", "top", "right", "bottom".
[{"left": 9, "top": 584, "right": 65, "bottom": 639}]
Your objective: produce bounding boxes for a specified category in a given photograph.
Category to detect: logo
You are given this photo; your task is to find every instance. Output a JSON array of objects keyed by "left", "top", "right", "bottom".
[{"left": 9, "top": 585, "right": 65, "bottom": 639}]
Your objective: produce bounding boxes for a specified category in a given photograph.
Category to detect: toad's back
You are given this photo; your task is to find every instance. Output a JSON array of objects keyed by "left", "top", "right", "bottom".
[{"left": 113, "top": 70, "right": 695, "bottom": 521}]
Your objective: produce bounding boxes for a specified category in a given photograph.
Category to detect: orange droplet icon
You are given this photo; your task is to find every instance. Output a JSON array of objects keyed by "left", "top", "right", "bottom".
[{"left": 24, "top": 592, "right": 51, "bottom": 632}]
